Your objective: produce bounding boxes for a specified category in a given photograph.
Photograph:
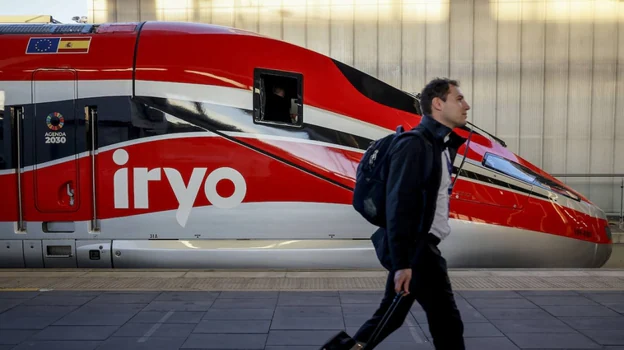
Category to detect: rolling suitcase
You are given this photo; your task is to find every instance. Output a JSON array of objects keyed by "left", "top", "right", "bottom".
[{"left": 319, "top": 291, "right": 406, "bottom": 350}]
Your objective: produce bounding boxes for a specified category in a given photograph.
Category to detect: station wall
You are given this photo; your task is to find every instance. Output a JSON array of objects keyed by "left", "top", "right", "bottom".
[{"left": 88, "top": 0, "right": 624, "bottom": 215}]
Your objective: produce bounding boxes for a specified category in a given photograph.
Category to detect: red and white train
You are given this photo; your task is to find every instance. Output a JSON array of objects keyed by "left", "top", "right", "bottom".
[{"left": 0, "top": 21, "right": 612, "bottom": 269}]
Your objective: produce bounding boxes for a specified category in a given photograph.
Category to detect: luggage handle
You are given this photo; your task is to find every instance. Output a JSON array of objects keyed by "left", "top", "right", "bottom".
[{"left": 363, "top": 291, "right": 406, "bottom": 350}]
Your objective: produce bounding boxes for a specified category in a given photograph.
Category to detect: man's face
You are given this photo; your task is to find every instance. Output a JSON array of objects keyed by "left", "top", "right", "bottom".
[{"left": 438, "top": 85, "right": 470, "bottom": 128}]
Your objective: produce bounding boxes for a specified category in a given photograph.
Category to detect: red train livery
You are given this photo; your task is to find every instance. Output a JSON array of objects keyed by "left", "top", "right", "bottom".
[{"left": 0, "top": 21, "right": 612, "bottom": 269}]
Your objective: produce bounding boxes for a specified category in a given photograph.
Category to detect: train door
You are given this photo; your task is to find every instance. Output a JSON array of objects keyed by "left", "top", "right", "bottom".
[
  {"left": 31, "top": 69, "right": 80, "bottom": 215},
  {"left": 0, "top": 90, "right": 25, "bottom": 268},
  {"left": 17, "top": 68, "right": 94, "bottom": 267}
]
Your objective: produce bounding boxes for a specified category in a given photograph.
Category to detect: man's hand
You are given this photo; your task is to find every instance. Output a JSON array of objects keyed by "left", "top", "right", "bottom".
[{"left": 394, "top": 268, "right": 412, "bottom": 294}]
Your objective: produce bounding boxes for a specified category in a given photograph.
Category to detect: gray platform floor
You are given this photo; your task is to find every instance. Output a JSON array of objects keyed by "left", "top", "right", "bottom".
[{"left": 1, "top": 289, "right": 624, "bottom": 350}]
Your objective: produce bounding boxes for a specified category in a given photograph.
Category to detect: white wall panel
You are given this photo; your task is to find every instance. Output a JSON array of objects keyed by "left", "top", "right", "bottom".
[
  {"left": 234, "top": 0, "right": 259, "bottom": 33},
  {"left": 496, "top": 0, "right": 521, "bottom": 154},
  {"left": 401, "top": 0, "right": 426, "bottom": 94},
  {"left": 283, "top": 1, "right": 306, "bottom": 49},
  {"left": 307, "top": 0, "right": 331, "bottom": 56},
  {"left": 449, "top": 0, "right": 474, "bottom": 114},
  {"left": 257, "top": 0, "right": 283, "bottom": 39},
  {"left": 211, "top": 0, "right": 235, "bottom": 27},
  {"left": 519, "top": 1, "right": 545, "bottom": 167},
  {"left": 155, "top": 0, "right": 194, "bottom": 21},
  {"left": 89, "top": 0, "right": 624, "bottom": 215},
  {"left": 259, "top": 0, "right": 282, "bottom": 39},
  {"left": 424, "top": 3, "right": 449, "bottom": 83},
  {"left": 329, "top": 0, "right": 354, "bottom": 65},
  {"left": 140, "top": 0, "right": 157, "bottom": 20},
  {"left": 565, "top": 1, "right": 594, "bottom": 197},
  {"left": 613, "top": 6, "right": 624, "bottom": 215},
  {"left": 589, "top": 5, "right": 619, "bottom": 211},
  {"left": 88, "top": 0, "right": 111, "bottom": 24},
  {"left": 542, "top": 0, "right": 569, "bottom": 176},
  {"left": 472, "top": 0, "right": 497, "bottom": 132},
  {"left": 353, "top": 0, "right": 377, "bottom": 77},
  {"left": 378, "top": 2, "right": 402, "bottom": 89},
  {"left": 117, "top": 0, "right": 140, "bottom": 22}
]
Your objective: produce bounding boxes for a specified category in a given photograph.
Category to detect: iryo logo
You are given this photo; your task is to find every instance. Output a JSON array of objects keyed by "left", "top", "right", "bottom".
[{"left": 112, "top": 149, "right": 247, "bottom": 227}]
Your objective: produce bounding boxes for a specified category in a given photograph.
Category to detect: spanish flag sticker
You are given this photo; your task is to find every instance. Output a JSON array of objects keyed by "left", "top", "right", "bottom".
[{"left": 57, "top": 37, "right": 91, "bottom": 53}]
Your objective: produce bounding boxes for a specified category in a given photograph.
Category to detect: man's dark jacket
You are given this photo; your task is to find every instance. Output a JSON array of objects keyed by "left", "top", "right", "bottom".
[{"left": 371, "top": 115, "right": 467, "bottom": 271}]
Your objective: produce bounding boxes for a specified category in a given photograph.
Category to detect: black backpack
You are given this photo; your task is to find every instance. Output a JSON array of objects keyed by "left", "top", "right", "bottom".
[{"left": 352, "top": 125, "right": 423, "bottom": 227}]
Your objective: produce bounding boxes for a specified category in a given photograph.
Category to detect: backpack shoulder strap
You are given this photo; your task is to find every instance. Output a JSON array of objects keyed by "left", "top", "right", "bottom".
[{"left": 391, "top": 127, "right": 435, "bottom": 182}]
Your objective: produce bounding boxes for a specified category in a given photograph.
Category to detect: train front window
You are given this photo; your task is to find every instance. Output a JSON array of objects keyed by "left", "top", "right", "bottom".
[
  {"left": 482, "top": 153, "right": 580, "bottom": 201},
  {"left": 482, "top": 153, "right": 536, "bottom": 184},
  {"left": 253, "top": 68, "right": 303, "bottom": 128}
]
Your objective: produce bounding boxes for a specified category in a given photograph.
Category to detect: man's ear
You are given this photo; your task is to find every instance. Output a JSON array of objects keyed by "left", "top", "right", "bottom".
[{"left": 431, "top": 97, "right": 444, "bottom": 112}]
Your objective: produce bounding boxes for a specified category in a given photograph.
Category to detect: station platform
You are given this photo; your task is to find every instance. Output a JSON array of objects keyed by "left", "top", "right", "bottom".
[{"left": 1, "top": 268, "right": 624, "bottom": 350}]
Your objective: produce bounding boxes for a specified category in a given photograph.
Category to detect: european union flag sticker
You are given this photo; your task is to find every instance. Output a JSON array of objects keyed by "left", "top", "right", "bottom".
[{"left": 26, "top": 38, "right": 60, "bottom": 54}]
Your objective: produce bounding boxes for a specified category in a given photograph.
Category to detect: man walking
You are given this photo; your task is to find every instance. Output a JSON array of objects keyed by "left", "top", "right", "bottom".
[{"left": 352, "top": 78, "right": 470, "bottom": 350}]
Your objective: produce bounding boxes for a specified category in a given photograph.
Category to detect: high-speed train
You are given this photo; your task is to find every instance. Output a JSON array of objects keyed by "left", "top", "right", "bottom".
[{"left": 0, "top": 21, "right": 612, "bottom": 269}]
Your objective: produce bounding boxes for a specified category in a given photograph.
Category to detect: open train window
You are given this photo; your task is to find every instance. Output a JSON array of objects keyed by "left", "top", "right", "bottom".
[{"left": 253, "top": 68, "right": 303, "bottom": 128}]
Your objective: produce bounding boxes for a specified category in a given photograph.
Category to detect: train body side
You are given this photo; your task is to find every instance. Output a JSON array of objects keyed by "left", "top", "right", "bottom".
[
  {"left": 0, "top": 24, "right": 137, "bottom": 267},
  {"left": 0, "top": 22, "right": 612, "bottom": 269},
  {"left": 0, "top": 24, "right": 137, "bottom": 228},
  {"left": 0, "top": 23, "right": 382, "bottom": 268}
]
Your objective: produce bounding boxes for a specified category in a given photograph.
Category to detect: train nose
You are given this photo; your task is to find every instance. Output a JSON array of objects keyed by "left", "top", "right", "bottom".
[
  {"left": 593, "top": 223, "right": 613, "bottom": 267},
  {"left": 584, "top": 202, "right": 613, "bottom": 267}
]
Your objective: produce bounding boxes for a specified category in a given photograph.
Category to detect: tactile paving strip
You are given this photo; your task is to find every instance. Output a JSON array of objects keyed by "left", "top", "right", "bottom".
[{"left": 0, "top": 269, "right": 623, "bottom": 291}]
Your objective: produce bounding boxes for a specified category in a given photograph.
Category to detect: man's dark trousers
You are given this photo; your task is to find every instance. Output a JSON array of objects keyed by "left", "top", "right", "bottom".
[{"left": 352, "top": 234, "right": 465, "bottom": 349}]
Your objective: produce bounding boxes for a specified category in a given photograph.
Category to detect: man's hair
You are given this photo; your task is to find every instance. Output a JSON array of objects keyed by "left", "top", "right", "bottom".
[{"left": 418, "top": 78, "right": 459, "bottom": 116}]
